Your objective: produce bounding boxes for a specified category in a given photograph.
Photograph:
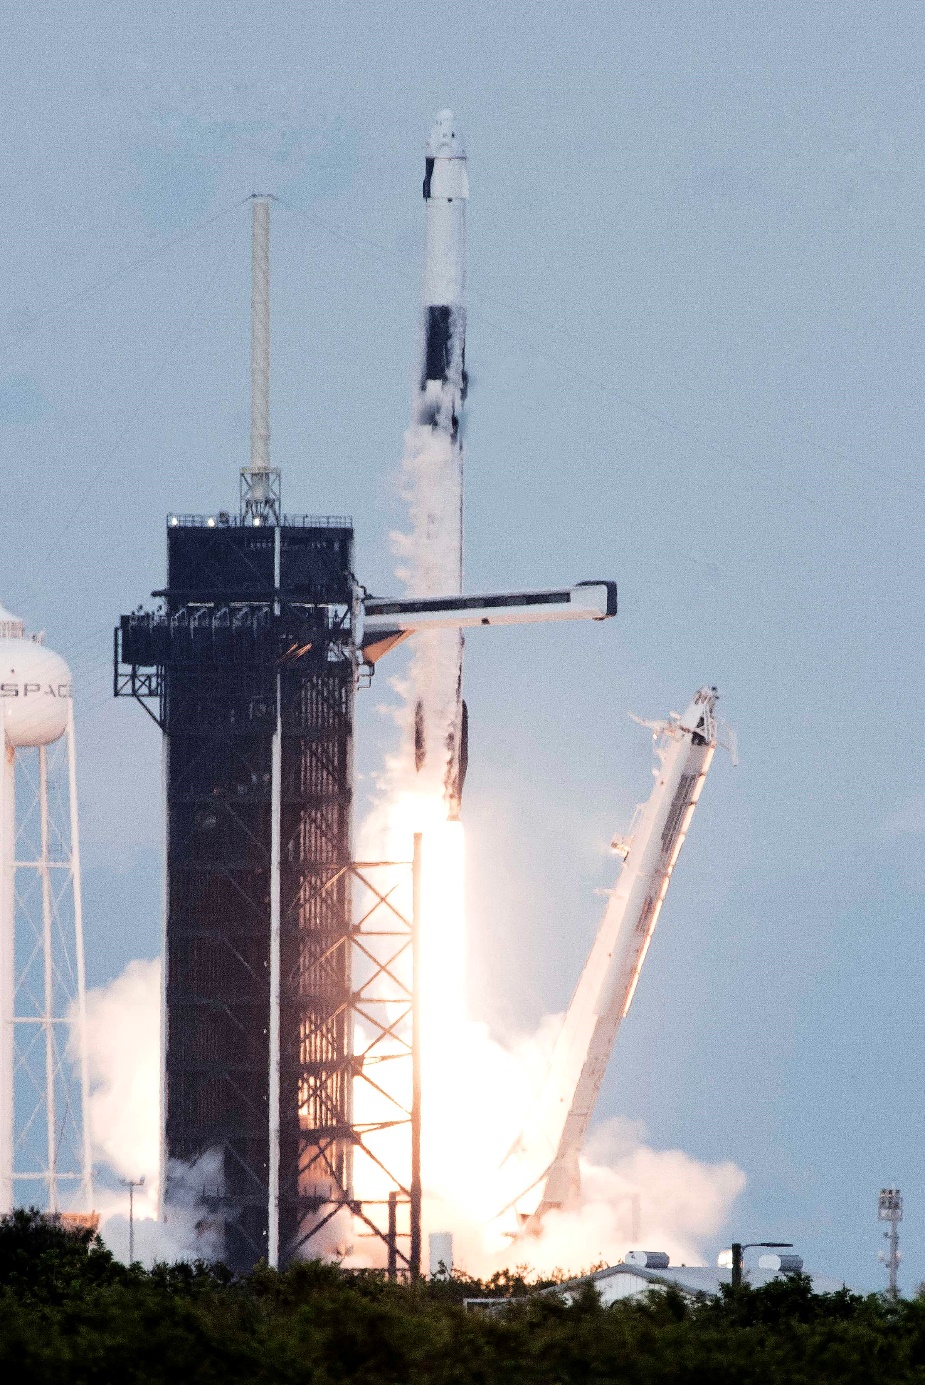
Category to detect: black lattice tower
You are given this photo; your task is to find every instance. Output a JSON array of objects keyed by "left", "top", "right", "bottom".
[{"left": 116, "top": 516, "right": 359, "bottom": 1270}]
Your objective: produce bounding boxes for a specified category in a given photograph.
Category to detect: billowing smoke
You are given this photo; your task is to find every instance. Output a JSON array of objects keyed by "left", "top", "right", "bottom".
[
  {"left": 344, "top": 885, "right": 746, "bottom": 1279},
  {"left": 82, "top": 959, "right": 160, "bottom": 1192},
  {"left": 402, "top": 1003, "right": 744, "bottom": 1277},
  {"left": 78, "top": 953, "right": 744, "bottom": 1274},
  {"left": 75, "top": 959, "right": 222, "bottom": 1265},
  {"left": 353, "top": 261, "right": 746, "bottom": 1278},
  {"left": 362, "top": 619, "right": 744, "bottom": 1275},
  {"left": 438, "top": 1103, "right": 745, "bottom": 1276}
]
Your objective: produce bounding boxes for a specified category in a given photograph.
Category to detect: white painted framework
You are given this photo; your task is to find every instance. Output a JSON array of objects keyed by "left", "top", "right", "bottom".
[
  {"left": 0, "top": 706, "right": 92, "bottom": 1214},
  {"left": 241, "top": 194, "right": 281, "bottom": 526},
  {"left": 362, "top": 582, "right": 617, "bottom": 637},
  {"left": 499, "top": 688, "right": 725, "bottom": 1231}
]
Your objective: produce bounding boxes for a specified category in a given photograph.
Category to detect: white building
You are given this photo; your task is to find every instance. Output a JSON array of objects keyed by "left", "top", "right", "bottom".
[
  {"left": 465, "top": 1251, "right": 849, "bottom": 1311},
  {"left": 555, "top": 1256, "right": 849, "bottom": 1305}
]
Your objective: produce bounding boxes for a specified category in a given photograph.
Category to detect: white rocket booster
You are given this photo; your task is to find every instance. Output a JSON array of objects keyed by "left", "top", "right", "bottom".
[
  {"left": 408, "top": 110, "right": 469, "bottom": 816},
  {"left": 499, "top": 687, "right": 722, "bottom": 1230},
  {"left": 421, "top": 109, "right": 468, "bottom": 404}
]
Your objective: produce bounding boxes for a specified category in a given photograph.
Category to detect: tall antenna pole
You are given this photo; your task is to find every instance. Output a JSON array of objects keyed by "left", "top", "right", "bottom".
[
  {"left": 251, "top": 195, "right": 270, "bottom": 477},
  {"left": 241, "top": 195, "right": 280, "bottom": 525},
  {"left": 878, "top": 1187, "right": 902, "bottom": 1299}
]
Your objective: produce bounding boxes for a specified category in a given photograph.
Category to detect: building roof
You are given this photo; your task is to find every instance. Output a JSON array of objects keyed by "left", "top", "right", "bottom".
[
  {"left": 559, "top": 1262, "right": 851, "bottom": 1305},
  {"left": 464, "top": 1261, "right": 851, "bottom": 1314}
]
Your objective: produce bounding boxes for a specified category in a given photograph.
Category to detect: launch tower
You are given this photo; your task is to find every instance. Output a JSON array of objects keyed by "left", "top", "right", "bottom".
[
  {"left": 117, "top": 516, "right": 355, "bottom": 1270},
  {"left": 116, "top": 196, "right": 361, "bottom": 1270}
]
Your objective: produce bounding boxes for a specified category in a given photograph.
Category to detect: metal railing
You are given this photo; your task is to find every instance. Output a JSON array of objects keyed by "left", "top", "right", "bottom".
[{"left": 166, "top": 513, "right": 352, "bottom": 530}]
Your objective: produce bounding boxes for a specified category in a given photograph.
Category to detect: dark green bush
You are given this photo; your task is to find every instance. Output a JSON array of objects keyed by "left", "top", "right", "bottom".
[{"left": 0, "top": 1209, "right": 916, "bottom": 1384}]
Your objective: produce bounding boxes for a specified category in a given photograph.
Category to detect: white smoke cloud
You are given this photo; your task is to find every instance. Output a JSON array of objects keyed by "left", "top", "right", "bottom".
[
  {"left": 79, "top": 951, "right": 745, "bottom": 1274},
  {"left": 393, "top": 422, "right": 462, "bottom": 599},
  {"left": 89, "top": 1149, "right": 225, "bottom": 1268},
  {"left": 83, "top": 958, "right": 161, "bottom": 1191},
  {"left": 378, "top": 420, "right": 465, "bottom": 810},
  {"left": 347, "top": 309, "right": 749, "bottom": 1279},
  {"left": 519, "top": 1118, "right": 746, "bottom": 1275},
  {"left": 414, "top": 1010, "right": 745, "bottom": 1278},
  {"left": 78, "top": 959, "right": 223, "bottom": 1266}
]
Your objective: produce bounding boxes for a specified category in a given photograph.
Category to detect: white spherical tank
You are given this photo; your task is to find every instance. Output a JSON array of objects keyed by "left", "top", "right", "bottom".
[{"left": 0, "top": 609, "right": 70, "bottom": 747}]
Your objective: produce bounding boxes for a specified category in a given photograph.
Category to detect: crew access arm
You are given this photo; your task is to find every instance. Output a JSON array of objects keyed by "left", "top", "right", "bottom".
[{"left": 499, "top": 687, "right": 721, "bottom": 1232}]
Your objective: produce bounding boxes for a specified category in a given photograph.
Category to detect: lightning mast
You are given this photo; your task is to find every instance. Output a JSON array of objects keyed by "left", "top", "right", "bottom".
[
  {"left": 241, "top": 195, "right": 280, "bottom": 526},
  {"left": 499, "top": 688, "right": 725, "bottom": 1231}
]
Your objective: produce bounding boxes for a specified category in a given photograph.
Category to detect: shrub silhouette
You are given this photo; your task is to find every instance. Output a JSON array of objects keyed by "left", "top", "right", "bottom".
[{"left": 0, "top": 1209, "right": 917, "bottom": 1383}]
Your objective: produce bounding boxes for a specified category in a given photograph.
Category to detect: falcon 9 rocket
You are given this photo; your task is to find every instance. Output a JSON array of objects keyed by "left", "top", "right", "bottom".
[{"left": 405, "top": 110, "right": 469, "bottom": 817}]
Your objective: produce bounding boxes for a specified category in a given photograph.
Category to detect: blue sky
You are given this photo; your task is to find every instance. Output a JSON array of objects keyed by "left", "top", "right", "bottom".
[{"left": 1, "top": 1, "right": 923, "bottom": 1289}]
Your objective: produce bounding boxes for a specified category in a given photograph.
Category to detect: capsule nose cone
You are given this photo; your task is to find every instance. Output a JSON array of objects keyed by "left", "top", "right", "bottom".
[{"left": 427, "top": 108, "right": 465, "bottom": 158}]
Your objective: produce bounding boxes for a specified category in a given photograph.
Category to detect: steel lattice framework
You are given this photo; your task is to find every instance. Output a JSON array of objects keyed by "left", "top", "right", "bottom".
[
  {"left": 297, "top": 854, "right": 420, "bottom": 1277},
  {"left": 10, "top": 721, "right": 92, "bottom": 1214},
  {"left": 115, "top": 517, "right": 420, "bottom": 1273}
]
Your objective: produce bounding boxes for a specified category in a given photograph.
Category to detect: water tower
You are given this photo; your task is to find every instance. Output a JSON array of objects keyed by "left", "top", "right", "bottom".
[{"left": 0, "top": 603, "right": 92, "bottom": 1214}]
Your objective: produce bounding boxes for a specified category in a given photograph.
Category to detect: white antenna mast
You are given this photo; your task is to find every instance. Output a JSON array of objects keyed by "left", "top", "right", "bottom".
[
  {"left": 878, "top": 1187, "right": 902, "bottom": 1298},
  {"left": 241, "top": 194, "right": 280, "bottom": 525}
]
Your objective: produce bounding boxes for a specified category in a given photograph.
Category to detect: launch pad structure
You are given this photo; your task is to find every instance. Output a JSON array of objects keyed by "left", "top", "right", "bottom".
[
  {"left": 115, "top": 145, "right": 618, "bottom": 1272},
  {"left": 116, "top": 519, "right": 425, "bottom": 1273},
  {"left": 116, "top": 195, "right": 430, "bottom": 1270},
  {"left": 115, "top": 514, "right": 614, "bottom": 1269}
]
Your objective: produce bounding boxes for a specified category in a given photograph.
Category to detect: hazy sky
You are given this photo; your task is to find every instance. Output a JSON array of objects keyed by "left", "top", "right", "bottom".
[{"left": 1, "top": 2, "right": 923, "bottom": 1289}]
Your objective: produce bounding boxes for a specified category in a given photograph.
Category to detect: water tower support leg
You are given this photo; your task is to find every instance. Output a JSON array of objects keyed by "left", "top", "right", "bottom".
[
  {"left": 67, "top": 705, "right": 93, "bottom": 1210},
  {"left": 39, "top": 746, "right": 57, "bottom": 1211},
  {"left": 0, "top": 741, "right": 14, "bottom": 1213},
  {"left": 0, "top": 741, "right": 15, "bottom": 1214}
]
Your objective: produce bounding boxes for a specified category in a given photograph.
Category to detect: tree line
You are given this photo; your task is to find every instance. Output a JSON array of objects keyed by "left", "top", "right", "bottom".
[{"left": 0, "top": 1209, "right": 922, "bottom": 1382}]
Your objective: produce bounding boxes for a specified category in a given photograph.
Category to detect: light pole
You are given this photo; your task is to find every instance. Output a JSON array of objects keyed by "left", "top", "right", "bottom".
[
  {"left": 120, "top": 1176, "right": 145, "bottom": 1264},
  {"left": 730, "top": 1241, "right": 793, "bottom": 1289}
]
